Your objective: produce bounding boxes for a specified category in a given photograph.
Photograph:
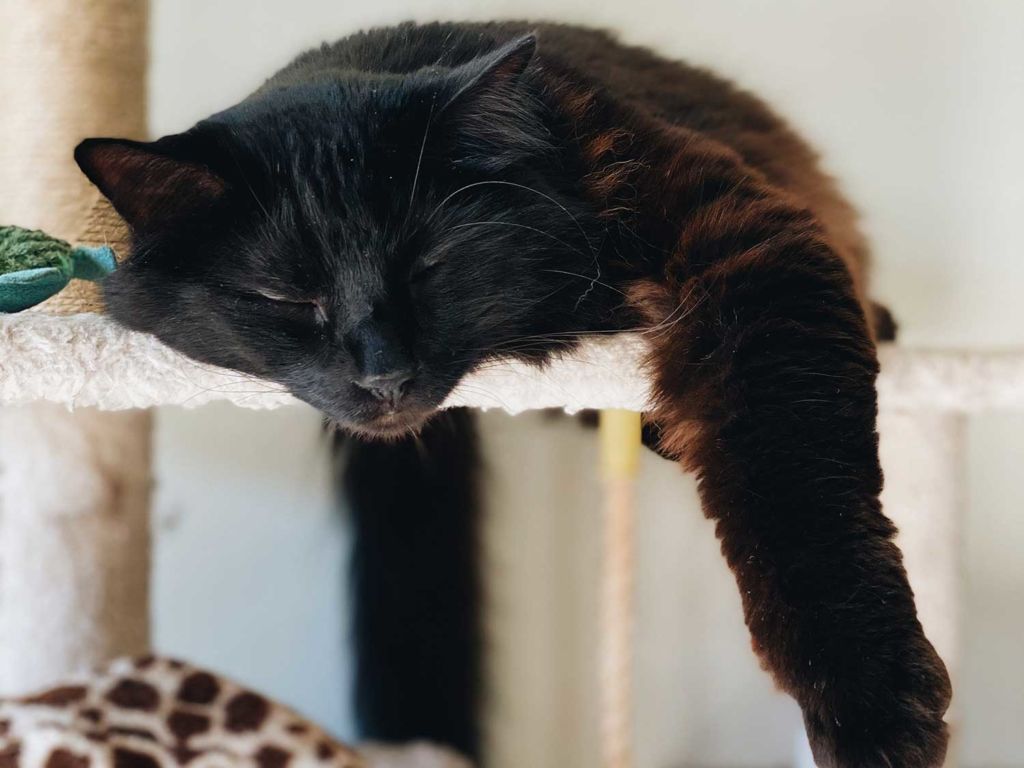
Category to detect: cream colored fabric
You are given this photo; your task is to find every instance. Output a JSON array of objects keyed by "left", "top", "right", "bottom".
[
  {"left": 1, "top": 313, "right": 1023, "bottom": 414},
  {"left": 0, "top": 313, "right": 650, "bottom": 412}
]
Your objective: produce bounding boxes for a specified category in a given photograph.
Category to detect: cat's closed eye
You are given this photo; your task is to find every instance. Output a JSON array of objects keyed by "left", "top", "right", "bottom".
[{"left": 235, "top": 289, "right": 328, "bottom": 324}]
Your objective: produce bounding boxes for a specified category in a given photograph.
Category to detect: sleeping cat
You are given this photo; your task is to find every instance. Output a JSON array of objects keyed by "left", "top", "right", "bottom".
[{"left": 75, "top": 21, "right": 950, "bottom": 767}]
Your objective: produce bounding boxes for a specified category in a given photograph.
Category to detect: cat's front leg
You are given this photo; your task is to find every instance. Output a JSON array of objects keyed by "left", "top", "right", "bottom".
[{"left": 630, "top": 220, "right": 951, "bottom": 767}]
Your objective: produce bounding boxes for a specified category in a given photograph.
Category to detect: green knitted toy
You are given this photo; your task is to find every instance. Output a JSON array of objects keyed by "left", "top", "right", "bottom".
[{"left": 0, "top": 225, "right": 116, "bottom": 313}]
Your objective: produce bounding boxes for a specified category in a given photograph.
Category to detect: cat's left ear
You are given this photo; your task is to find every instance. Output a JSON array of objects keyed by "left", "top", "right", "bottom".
[
  {"left": 440, "top": 34, "right": 551, "bottom": 171},
  {"left": 74, "top": 136, "right": 229, "bottom": 232}
]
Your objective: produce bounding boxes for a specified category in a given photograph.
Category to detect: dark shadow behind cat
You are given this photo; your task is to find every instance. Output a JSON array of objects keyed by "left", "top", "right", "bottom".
[{"left": 75, "top": 22, "right": 949, "bottom": 767}]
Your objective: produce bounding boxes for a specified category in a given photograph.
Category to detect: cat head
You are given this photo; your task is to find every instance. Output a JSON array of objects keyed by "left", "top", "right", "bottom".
[{"left": 76, "top": 34, "right": 611, "bottom": 437}]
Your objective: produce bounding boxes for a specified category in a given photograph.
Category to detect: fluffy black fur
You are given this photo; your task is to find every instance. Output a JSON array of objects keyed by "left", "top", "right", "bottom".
[{"left": 77, "top": 21, "right": 950, "bottom": 766}]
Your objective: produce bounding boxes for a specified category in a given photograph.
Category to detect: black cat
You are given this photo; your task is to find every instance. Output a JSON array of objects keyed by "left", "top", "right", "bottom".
[{"left": 77, "top": 22, "right": 950, "bottom": 767}]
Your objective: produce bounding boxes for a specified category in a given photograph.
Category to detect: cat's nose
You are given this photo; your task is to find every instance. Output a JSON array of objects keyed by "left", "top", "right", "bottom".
[{"left": 354, "top": 369, "right": 414, "bottom": 406}]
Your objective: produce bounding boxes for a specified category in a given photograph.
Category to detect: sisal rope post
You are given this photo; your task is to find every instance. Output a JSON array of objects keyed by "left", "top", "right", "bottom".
[
  {"left": 0, "top": 0, "right": 152, "bottom": 694},
  {"left": 598, "top": 409, "right": 643, "bottom": 768}
]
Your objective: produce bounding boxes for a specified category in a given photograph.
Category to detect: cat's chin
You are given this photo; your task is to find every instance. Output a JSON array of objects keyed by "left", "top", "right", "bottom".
[{"left": 338, "top": 409, "right": 436, "bottom": 441}]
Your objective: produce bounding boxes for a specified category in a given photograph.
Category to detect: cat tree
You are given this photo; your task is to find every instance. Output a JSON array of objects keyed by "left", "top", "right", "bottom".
[{"left": 1, "top": 1, "right": 1023, "bottom": 766}]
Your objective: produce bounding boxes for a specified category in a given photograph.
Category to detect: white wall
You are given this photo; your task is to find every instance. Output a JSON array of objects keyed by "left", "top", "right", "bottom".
[
  {"left": 148, "top": 2, "right": 1024, "bottom": 766},
  {"left": 152, "top": 403, "right": 353, "bottom": 736}
]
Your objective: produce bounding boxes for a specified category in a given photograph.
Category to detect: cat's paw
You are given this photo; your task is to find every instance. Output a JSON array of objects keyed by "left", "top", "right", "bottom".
[{"left": 803, "top": 639, "right": 952, "bottom": 768}]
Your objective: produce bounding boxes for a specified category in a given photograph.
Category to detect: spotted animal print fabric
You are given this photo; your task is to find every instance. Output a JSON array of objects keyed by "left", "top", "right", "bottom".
[{"left": 0, "top": 656, "right": 363, "bottom": 767}]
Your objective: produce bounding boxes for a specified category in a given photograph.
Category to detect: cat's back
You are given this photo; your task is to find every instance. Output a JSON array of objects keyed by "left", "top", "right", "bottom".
[
  {"left": 270, "top": 20, "right": 779, "bottom": 135},
  {"left": 268, "top": 21, "right": 868, "bottom": 281},
  {"left": 270, "top": 21, "right": 817, "bottom": 170}
]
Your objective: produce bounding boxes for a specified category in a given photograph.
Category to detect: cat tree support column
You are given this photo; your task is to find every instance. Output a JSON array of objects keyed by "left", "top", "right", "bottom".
[
  {"left": 877, "top": 410, "right": 965, "bottom": 768},
  {"left": 879, "top": 411, "right": 964, "bottom": 701},
  {"left": 0, "top": 0, "right": 152, "bottom": 693}
]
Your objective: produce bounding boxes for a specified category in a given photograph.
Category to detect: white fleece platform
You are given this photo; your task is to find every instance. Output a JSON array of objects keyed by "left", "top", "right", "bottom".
[{"left": 1, "top": 312, "right": 1023, "bottom": 414}]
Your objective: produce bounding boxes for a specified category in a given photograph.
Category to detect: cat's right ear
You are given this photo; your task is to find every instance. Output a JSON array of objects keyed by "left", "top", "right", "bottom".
[
  {"left": 74, "top": 137, "right": 229, "bottom": 232},
  {"left": 439, "top": 34, "right": 551, "bottom": 171}
]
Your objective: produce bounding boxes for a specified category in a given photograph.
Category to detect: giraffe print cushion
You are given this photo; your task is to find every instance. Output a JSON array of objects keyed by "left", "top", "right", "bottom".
[{"left": 0, "top": 656, "right": 363, "bottom": 767}]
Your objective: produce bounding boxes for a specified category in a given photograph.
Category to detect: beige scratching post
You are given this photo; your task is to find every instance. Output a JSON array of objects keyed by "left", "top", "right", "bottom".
[{"left": 0, "top": 0, "right": 152, "bottom": 694}]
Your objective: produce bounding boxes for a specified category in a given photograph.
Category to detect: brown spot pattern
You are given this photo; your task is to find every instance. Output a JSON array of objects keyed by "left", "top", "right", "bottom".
[
  {"left": 255, "top": 745, "right": 291, "bottom": 768},
  {"left": 176, "top": 672, "right": 219, "bottom": 705},
  {"left": 22, "top": 686, "right": 88, "bottom": 707},
  {"left": 112, "top": 749, "right": 159, "bottom": 768},
  {"left": 79, "top": 708, "right": 102, "bottom": 723},
  {"left": 0, "top": 745, "right": 19, "bottom": 768},
  {"left": 224, "top": 692, "right": 269, "bottom": 732},
  {"left": 172, "top": 746, "right": 200, "bottom": 764},
  {"left": 105, "top": 679, "right": 160, "bottom": 711},
  {"left": 44, "top": 749, "right": 89, "bottom": 768},
  {"left": 167, "top": 710, "right": 210, "bottom": 742},
  {"left": 316, "top": 740, "right": 335, "bottom": 760},
  {"left": 0, "top": 658, "right": 357, "bottom": 768}
]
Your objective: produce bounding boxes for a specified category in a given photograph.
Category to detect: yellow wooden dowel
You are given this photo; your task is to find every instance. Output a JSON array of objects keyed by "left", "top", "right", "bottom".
[
  {"left": 598, "top": 409, "right": 642, "bottom": 768},
  {"left": 600, "top": 409, "right": 643, "bottom": 479}
]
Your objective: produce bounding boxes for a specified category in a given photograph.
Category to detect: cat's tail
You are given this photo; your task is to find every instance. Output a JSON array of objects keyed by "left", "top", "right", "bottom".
[{"left": 332, "top": 409, "right": 483, "bottom": 761}]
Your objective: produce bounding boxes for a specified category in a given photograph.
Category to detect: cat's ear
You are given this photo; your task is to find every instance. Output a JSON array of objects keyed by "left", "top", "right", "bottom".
[
  {"left": 440, "top": 34, "right": 551, "bottom": 171},
  {"left": 74, "top": 136, "right": 229, "bottom": 231},
  {"left": 446, "top": 34, "right": 537, "bottom": 104}
]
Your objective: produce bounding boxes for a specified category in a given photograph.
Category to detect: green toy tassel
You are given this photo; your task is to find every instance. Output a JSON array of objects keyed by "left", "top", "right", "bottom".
[{"left": 0, "top": 225, "right": 116, "bottom": 313}]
